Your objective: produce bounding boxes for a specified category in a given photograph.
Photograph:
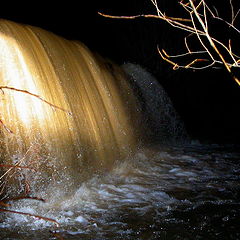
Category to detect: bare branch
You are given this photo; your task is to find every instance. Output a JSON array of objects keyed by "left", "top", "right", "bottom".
[
  {"left": 98, "top": 12, "right": 191, "bottom": 22},
  {"left": 0, "top": 119, "right": 14, "bottom": 134},
  {"left": 0, "top": 208, "right": 60, "bottom": 227},
  {"left": 99, "top": 0, "right": 240, "bottom": 86},
  {"left": 232, "top": 8, "right": 240, "bottom": 26},
  {"left": 3, "top": 195, "right": 46, "bottom": 203},
  {"left": 154, "top": 0, "right": 240, "bottom": 85},
  {"left": 157, "top": 47, "right": 179, "bottom": 70},
  {"left": 0, "top": 86, "right": 72, "bottom": 115}
]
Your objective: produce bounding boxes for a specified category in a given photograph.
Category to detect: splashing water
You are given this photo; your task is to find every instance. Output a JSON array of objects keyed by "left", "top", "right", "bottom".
[
  {"left": 0, "top": 19, "right": 187, "bottom": 197},
  {"left": 122, "top": 63, "right": 187, "bottom": 143},
  {"left": 0, "top": 19, "right": 142, "bottom": 196},
  {"left": 1, "top": 144, "right": 239, "bottom": 239},
  {"left": 1, "top": 20, "right": 237, "bottom": 240}
]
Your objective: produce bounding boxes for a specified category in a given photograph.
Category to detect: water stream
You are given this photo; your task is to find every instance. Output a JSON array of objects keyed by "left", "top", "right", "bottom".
[
  {"left": 1, "top": 143, "right": 239, "bottom": 239},
  {"left": 0, "top": 19, "right": 239, "bottom": 240}
]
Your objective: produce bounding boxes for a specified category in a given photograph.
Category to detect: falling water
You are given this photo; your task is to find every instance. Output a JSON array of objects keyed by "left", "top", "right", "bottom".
[
  {"left": 0, "top": 20, "right": 239, "bottom": 240},
  {"left": 0, "top": 19, "right": 143, "bottom": 196}
]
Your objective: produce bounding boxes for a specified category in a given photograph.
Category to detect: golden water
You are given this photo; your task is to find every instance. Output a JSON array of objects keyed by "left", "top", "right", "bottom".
[
  {"left": 0, "top": 19, "right": 140, "bottom": 196},
  {"left": 1, "top": 20, "right": 238, "bottom": 240}
]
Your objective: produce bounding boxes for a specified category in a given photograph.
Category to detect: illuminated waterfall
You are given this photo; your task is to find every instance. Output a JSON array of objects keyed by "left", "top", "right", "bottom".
[{"left": 0, "top": 20, "right": 140, "bottom": 195}]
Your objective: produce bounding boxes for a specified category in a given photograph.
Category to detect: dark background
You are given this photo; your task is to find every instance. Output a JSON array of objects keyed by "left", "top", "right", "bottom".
[{"left": 1, "top": 0, "right": 239, "bottom": 143}]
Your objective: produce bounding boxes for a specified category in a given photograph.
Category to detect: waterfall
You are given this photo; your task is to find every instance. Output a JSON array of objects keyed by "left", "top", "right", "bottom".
[
  {"left": 0, "top": 20, "right": 187, "bottom": 198},
  {"left": 0, "top": 19, "right": 141, "bottom": 196}
]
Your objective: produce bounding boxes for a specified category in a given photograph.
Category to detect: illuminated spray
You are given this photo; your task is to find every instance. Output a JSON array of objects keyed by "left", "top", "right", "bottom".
[
  {"left": 0, "top": 20, "right": 140, "bottom": 196},
  {"left": 0, "top": 20, "right": 186, "bottom": 197}
]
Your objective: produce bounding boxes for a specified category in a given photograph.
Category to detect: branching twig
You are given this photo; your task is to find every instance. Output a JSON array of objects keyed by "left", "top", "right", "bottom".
[{"left": 99, "top": 0, "right": 240, "bottom": 86}]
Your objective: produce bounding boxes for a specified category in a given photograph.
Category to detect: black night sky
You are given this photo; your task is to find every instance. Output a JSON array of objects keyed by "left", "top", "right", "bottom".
[{"left": 1, "top": 0, "right": 239, "bottom": 143}]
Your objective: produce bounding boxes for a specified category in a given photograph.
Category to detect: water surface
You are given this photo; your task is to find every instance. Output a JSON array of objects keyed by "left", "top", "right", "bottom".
[{"left": 1, "top": 143, "right": 240, "bottom": 239}]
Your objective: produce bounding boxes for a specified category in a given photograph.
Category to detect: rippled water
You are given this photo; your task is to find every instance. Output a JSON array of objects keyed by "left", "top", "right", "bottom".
[{"left": 1, "top": 143, "right": 240, "bottom": 239}]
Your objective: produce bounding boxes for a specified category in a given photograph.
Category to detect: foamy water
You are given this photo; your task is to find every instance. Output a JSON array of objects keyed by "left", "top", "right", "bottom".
[{"left": 1, "top": 143, "right": 239, "bottom": 239}]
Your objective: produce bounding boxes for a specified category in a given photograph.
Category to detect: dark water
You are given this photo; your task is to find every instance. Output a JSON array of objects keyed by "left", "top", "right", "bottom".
[{"left": 1, "top": 143, "right": 240, "bottom": 240}]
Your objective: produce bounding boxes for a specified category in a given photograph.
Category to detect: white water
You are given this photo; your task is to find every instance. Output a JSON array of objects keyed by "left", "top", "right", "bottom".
[
  {"left": 0, "top": 20, "right": 239, "bottom": 240},
  {"left": 1, "top": 143, "right": 239, "bottom": 239}
]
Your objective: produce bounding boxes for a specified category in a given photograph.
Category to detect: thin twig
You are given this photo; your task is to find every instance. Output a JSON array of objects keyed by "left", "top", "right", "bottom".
[
  {"left": 0, "top": 119, "right": 14, "bottom": 134},
  {"left": 0, "top": 145, "right": 36, "bottom": 181},
  {"left": 99, "top": 0, "right": 240, "bottom": 85},
  {"left": 98, "top": 12, "right": 191, "bottom": 22},
  {"left": 0, "top": 208, "right": 60, "bottom": 227},
  {"left": 3, "top": 196, "right": 46, "bottom": 203},
  {"left": 0, "top": 86, "right": 72, "bottom": 115}
]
